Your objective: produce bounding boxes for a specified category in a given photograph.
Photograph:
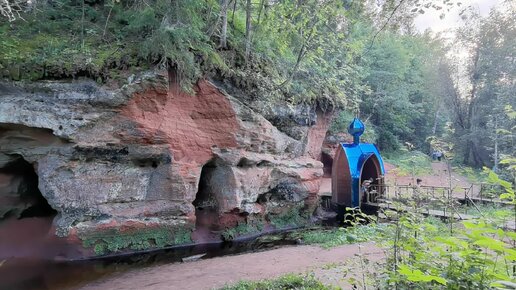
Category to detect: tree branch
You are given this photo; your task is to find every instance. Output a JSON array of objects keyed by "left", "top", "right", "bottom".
[{"left": 368, "top": 0, "right": 406, "bottom": 50}]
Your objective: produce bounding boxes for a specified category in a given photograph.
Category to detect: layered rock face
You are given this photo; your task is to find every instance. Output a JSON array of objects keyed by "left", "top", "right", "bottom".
[{"left": 0, "top": 71, "right": 332, "bottom": 255}]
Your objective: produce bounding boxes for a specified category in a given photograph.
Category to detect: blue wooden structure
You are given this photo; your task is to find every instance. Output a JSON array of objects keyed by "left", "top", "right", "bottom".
[{"left": 331, "top": 118, "right": 385, "bottom": 207}]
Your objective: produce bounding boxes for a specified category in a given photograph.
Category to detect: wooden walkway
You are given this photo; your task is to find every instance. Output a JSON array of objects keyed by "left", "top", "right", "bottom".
[{"left": 369, "top": 202, "right": 515, "bottom": 231}]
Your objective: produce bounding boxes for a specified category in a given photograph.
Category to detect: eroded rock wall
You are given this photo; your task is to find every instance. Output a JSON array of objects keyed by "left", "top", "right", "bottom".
[{"left": 0, "top": 71, "right": 332, "bottom": 256}]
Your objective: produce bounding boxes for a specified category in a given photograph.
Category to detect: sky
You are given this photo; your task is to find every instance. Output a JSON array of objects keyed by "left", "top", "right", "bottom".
[{"left": 414, "top": 0, "right": 502, "bottom": 33}]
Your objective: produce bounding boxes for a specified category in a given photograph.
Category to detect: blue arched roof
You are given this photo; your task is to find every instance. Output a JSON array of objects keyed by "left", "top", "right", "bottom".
[{"left": 341, "top": 143, "right": 385, "bottom": 207}]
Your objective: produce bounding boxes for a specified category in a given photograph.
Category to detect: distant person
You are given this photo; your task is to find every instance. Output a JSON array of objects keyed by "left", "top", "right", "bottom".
[
  {"left": 436, "top": 151, "right": 443, "bottom": 162},
  {"left": 361, "top": 178, "right": 373, "bottom": 202},
  {"left": 431, "top": 150, "right": 437, "bottom": 161}
]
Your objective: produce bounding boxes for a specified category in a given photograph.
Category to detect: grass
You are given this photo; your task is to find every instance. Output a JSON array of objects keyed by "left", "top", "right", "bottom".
[
  {"left": 452, "top": 166, "right": 486, "bottom": 183},
  {"left": 269, "top": 205, "right": 310, "bottom": 229},
  {"left": 454, "top": 203, "right": 513, "bottom": 219},
  {"left": 220, "top": 273, "right": 334, "bottom": 290},
  {"left": 301, "top": 224, "right": 391, "bottom": 249},
  {"left": 221, "top": 221, "right": 264, "bottom": 241},
  {"left": 384, "top": 150, "right": 432, "bottom": 177},
  {"left": 81, "top": 226, "right": 192, "bottom": 256}
]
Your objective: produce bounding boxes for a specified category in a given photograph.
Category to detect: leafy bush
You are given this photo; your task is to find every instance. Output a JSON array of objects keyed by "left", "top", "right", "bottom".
[
  {"left": 378, "top": 167, "right": 516, "bottom": 290},
  {"left": 380, "top": 213, "right": 516, "bottom": 289}
]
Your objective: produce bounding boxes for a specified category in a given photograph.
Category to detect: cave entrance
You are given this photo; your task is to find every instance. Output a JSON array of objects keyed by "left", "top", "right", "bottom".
[
  {"left": 359, "top": 155, "right": 383, "bottom": 204},
  {"left": 321, "top": 152, "right": 333, "bottom": 177},
  {"left": 0, "top": 155, "right": 56, "bottom": 220},
  {"left": 193, "top": 159, "right": 221, "bottom": 231}
]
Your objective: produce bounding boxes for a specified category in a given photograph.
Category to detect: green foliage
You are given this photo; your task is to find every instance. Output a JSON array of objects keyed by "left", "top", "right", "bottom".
[
  {"left": 221, "top": 220, "right": 264, "bottom": 241},
  {"left": 452, "top": 166, "right": 486, "bottom": 183},
  {"left": 268, "top": 206, "right": 309, "bottom": 229},
  {"left": 301, "top": 224, "right": 390, "bottom": 249},
  {"left": 329, "top": 110, "right": 377, "bottom": 143},
  {"left": 448, "top": 7, "right": 516, "bottom": 168},
  {"left": 456, "top": 203, "right": 513, "bottom": 218},
  {"left": 2, "top": 0, "right": 511, "bottom": 171},
  {"left": 358, "top": 31, "right": 447, "bottom": 152},
  {"left": 384, "top": 150, "right": 432, "bottom": 176},
  {"left": 220, "top": 273, "right": 333, "bottom": 290},
  {"left": 379, "top": 180, "right": 516, "bottom": 290},
  {"left": 81, "top": 226, "right": 192, "bottom": 256}
]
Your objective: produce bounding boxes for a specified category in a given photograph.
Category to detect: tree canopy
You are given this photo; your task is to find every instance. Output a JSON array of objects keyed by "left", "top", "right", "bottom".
[{"left": 0, "top": 0, "right": 514, "bottom": 170}]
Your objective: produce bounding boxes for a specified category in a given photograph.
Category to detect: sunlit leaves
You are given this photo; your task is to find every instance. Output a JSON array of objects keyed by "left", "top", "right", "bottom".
[{"left": 398, "top": 264, "right": 447, "bottom": 285}]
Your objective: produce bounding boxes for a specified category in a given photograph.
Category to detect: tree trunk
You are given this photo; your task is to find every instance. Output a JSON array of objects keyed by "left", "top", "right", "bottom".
[
  {"left": 463, "top": 46, "right": 481, "bottom": 166},
  {"left": 244, "top": 0, "right": 252, "bottom": 65},
  {"left": 257, "top": 0, "right": 265, "bottom": 24},
  {"left": 432, "top": 105, "right": 440, "bottom": 135},
  {"left": 231, "top": 0, "right": 237, "bottom": 27},
  {"left": 219, "top": 0, "right": 229, "bottom": 49},
  {"left": 493, "top": 115, "right": 499, "bottom": 172}
]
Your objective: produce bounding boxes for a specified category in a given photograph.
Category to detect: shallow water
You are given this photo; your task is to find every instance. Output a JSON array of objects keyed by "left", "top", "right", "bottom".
[{"left": 0, "top": 228, "right": 304, "bottom": 290}]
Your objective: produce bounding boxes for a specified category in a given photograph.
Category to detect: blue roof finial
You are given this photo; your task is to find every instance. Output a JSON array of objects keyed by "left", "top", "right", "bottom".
[{"left": 348, "top": 118, "right": 365, "bottom": 144}]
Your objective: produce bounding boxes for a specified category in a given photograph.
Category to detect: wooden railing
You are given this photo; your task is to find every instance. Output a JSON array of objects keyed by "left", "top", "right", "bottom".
[{"left": 365, "top": 184, "right": 472, "bottom": 203}]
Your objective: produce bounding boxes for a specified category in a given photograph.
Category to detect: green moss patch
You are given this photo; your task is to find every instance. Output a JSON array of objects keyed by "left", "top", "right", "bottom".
[
  {"left": 80, "top": 226, "right": 192, "bottom": 256},
  {"left": 221, "top": 220, "right": 264, "bottom": 241},
  {"left": 268, "top": 205, "right": 311, "bottom": 229}
]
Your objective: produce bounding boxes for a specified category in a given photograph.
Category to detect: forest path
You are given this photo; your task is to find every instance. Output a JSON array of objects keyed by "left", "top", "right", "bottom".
[
  {"left": 384, "top": 161, "right": 479, "bottom": 198},
  {"left": 79, "top": 243, "right": 384, "bottom": 290}
]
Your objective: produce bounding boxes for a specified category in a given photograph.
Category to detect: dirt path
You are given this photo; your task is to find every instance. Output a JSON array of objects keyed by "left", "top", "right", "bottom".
[
  {"left": 385, "top": 161, "right": 479, "bottom": 198},
  {"left": 80, "top": 243, "right": 384, "bottom": 290}
]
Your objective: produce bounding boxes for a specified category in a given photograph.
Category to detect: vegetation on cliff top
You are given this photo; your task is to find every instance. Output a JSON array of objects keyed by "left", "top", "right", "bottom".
[
  {"left": 1, "top": 1, "right": 514, "bottom": 165},
  {"left": 0, "top": 0, "right": 454, "bottom": 152}
]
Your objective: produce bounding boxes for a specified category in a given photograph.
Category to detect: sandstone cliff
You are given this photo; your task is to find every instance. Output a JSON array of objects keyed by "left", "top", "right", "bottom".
[{"left": 0, "top": 71, "right": 332, "bottom": 257}]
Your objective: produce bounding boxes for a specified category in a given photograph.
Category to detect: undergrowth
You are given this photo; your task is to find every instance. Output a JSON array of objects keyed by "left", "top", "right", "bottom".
[
  {"left": 452, "top": 166, "right": 486, "bottom": 183},
  {"left": 81, "top": 226, "right": 192, "bottom": 256},
  {"left": 220, "top": 273, "right": 333, "bottom": 290},
  {"left": 268, "top": 205, "right": 310, "bottom": 229},
  {"left": 301, "top": 223, "right": 390, "bottom": 249},
  {"left": 221, "top": 220, "right": 264, "bottom": 241}
]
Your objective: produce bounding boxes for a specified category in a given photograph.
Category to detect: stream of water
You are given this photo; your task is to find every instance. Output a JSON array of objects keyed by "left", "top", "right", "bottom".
[{"left": 0, "top": 228, "right": 308, "bottom": 290}]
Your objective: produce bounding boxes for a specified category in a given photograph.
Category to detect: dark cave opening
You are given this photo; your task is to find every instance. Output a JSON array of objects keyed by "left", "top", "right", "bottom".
[
  {"left": 193, "top": 159, "right": 220, "bottom": 230},
  {"left": 321, "top": 152, "right": 333, "bottom": 177},
  {"left": 359, "top": 155, "right": 382, "bottom": 204},
  {"left": 0, "top": 156, "right": 57, "bottom": 219}
]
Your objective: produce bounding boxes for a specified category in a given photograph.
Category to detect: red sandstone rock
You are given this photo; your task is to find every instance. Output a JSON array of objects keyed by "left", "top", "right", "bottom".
[{"left": 0, "top": 72, "right": 332, "bottom": 257}]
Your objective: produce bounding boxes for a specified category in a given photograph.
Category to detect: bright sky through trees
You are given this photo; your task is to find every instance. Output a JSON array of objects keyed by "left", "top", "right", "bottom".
[{"left": 414, "top": 0, "right": 502, "bottom": 32}]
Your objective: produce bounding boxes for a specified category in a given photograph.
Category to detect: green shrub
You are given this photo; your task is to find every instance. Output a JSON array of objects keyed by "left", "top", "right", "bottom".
[{"left": 379, "top": 212, "right": 516, "bottom": 289}]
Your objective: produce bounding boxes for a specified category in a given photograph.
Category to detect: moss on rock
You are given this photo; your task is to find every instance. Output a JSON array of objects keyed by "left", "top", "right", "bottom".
[{"left": 80, "top": 226, "right": 193, "bottom": 256}]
